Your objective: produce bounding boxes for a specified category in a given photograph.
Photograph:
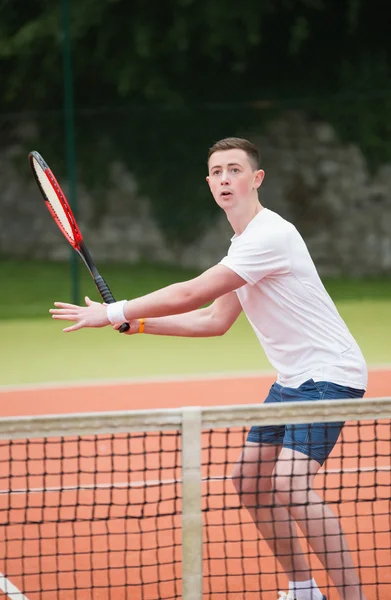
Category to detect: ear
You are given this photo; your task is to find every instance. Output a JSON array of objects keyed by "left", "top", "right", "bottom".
[
  {"left": 206, "top": 175, "right": 211, "bottom": 188},
  {"left": 254, "top": 169, "right": 265, "bottom": 189}
]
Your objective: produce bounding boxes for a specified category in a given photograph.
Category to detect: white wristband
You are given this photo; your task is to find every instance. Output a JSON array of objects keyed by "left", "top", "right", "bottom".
[{"left": 106, "top": 300, "right": 127, "bottom": 325}]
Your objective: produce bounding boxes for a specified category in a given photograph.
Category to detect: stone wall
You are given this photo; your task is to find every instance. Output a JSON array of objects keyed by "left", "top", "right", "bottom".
[{"left": 1, "top": 112, "right": 391, "bottom": 276}]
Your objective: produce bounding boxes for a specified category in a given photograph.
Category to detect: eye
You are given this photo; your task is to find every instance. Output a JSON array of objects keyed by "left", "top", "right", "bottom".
[
  {"left": 231, "top": 168, "right": 240, "bottom": 173},
  {"left": 212, "top": 170, "right": 221, "bottom": 176}
]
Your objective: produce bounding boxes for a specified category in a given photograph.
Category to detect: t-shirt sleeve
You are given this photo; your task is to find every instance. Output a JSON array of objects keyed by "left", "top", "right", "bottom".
[{"left": 220, "top": 230, "right": 290, "bottom": 285}]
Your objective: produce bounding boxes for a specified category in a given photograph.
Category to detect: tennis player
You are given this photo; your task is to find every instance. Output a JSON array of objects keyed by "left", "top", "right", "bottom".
[{"left": 51, "top": 137, "right": 367, "bottom": 600}]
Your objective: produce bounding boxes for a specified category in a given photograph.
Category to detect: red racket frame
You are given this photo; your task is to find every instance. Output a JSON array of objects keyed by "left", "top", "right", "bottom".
[{"left": 29, "top": 151, "right": 129, "bottom": 332}]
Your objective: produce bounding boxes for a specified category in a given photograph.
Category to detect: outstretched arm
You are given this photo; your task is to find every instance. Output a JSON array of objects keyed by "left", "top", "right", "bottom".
[{"left": 50, "top": 264, "right": 246, "bottom": 332}]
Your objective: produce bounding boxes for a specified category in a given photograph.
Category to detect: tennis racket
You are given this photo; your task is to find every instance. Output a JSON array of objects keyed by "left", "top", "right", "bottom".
[{"left": 29, "top": 151, "right": 129, "bottom": 333}]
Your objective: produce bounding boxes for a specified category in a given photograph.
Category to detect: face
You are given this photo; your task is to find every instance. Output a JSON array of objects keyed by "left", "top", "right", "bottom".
[{"left": 206, "top": 148, "right": 264, "bottom": 209}]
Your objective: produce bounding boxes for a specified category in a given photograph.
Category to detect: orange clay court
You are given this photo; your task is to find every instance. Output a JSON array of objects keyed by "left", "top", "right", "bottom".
[{"left": 0, "top": 369, "right": 390, "bottom": 600}]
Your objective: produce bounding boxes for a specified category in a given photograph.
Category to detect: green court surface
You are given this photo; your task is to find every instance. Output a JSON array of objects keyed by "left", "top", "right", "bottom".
[{"left": 1, "top": 301, "right": 391, "bottom": 387}]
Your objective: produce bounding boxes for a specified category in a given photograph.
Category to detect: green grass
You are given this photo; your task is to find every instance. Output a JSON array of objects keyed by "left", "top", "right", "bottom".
[
  {"left": 1, "top": 258, "right": 391, "bottom": 320},
  {"left": 1, "top": 259, "right": 391, "bottom": 386},
  {"left": 0, "top": 258, "right": 200, "bottom": 320}
]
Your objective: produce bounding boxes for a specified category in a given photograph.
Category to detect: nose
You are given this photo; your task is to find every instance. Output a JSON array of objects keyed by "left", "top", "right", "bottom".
[{"left": 220, "top": 170, "right": 230, "bottom": 184}]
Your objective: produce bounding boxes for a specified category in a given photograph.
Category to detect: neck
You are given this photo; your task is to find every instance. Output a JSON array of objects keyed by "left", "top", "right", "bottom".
[{"left": 226, "top": 200, "right": 264, "bottom": 235}]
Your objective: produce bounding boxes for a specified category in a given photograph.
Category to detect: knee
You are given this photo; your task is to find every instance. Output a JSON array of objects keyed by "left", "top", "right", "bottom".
[
  {"left": 273, "top": 472, "right": 290, "bottom": 494},
  {"left": 232, "top": 473, "right": 256, "bottom": 497},
  {"left": 231, "top": 463, "right": 250, "bottom": 495},
  {"left": 231, "top": 463, "right": 270, "bottom": 498},
  {"left": 273, "top": 473, "right": 311, "bottom": 504}
]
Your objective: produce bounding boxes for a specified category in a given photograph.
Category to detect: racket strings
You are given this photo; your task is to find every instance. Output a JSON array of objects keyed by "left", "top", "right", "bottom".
[{"left": 31, "top": 157, "right": 76, "bottom": 244}]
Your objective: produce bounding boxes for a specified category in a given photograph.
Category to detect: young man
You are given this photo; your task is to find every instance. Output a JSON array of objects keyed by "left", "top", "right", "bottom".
[{"left": 50, "top": 138, "right": 367, "bottom": 600}]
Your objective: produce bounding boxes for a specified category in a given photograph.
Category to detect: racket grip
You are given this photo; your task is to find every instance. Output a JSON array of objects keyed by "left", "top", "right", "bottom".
[
  {"left": 95, "top": 275, "right": 116, "bottom": 303},
  {"left": 94, "top": 276, "right": 130, "bottom": 333}
]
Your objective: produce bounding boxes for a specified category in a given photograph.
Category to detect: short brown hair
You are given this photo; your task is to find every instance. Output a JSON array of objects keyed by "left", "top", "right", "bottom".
[{"left": 208, "top": 137, "right": 260, "bottom": 170}]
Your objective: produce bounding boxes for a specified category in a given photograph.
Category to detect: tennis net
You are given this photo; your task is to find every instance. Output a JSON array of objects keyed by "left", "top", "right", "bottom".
[{"left": 0, "top": 398, "right": 390, "bottom": 599}]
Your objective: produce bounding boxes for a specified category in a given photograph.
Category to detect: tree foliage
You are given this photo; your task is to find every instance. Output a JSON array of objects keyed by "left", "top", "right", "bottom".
[
  {"left": 1, "top": 0, "right": 391, "bottom": 245},
  {"left": 1, "top": 0, "right": 390, "bottom": 110}
]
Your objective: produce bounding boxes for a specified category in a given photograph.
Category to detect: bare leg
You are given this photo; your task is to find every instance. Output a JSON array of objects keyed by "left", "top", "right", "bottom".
[
  {"left": 232, "top": 443, "right": 312, "bottom": 582},
  {"left": 274, "top": 448, "right": 367, "bottom": 600}
]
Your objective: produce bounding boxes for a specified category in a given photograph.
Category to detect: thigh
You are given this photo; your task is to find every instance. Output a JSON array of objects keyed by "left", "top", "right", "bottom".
[
  {"left": 275, "top": 446, "right": 321, "bottom": 480},
  {"left": 273, "top": 447, "right": 322, "bottom": 504},
  {"left": 232, "top": 443, "right": 281, "bottom": 494}
]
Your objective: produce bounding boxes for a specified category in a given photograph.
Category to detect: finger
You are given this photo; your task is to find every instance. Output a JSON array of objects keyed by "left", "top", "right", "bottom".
[
  {"left": 112, "top": 324, "right": 120, "bottom": 330},
  {"left": 51, "top": 313, "right": 80, "bottom": 321},
  {"left": 53, "top": 302, "right": 80, "bottom": 309},
  {"left": 63, "top": 321, "right": 86, "bottom": 333},
  {"left": 84, "top": 296, "right": 94, "bottom": 306}
]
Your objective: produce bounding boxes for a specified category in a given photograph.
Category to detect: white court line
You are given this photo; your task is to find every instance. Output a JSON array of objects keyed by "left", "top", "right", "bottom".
[
  {"left": 1, "top": 363, "right": 391, "bottom": 393},
  {"left": 0, "top": 465, "right": 389, "bottom": 496},
  {"left": 0, "top": 573, "right": 29, "bottom": 600}
]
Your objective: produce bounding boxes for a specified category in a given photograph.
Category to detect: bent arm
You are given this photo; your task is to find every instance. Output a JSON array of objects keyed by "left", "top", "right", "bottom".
[{"left": 127, "top": 292, "right": 242, "bottom": 337}]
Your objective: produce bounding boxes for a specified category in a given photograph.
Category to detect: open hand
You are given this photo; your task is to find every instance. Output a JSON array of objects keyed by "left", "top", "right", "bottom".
[{"left": 50, "top": 296, "right": 109, "bottom": 332}]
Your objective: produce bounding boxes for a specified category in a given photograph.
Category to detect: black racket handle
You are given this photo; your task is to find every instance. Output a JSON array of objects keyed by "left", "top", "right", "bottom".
[
  {"left": 94, "top": 275, "right": 115, "bottom": 304},
  {"left": 94, "top": 276, "right": 130, "bottom": 333}
]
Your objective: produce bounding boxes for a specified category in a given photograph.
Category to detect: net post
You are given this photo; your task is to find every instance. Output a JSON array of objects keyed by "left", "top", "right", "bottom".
[{"left": 181, "top": 406, "right": 203, "bottom": 600}]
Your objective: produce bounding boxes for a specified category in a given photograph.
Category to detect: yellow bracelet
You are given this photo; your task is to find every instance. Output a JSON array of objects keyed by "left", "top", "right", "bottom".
[{"left": 138, "top": 318, "right": 146, "bottom": 334}]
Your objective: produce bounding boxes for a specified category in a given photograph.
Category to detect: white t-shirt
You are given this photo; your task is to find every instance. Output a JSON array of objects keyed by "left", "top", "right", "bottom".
[{"left": 220, "top": 208, "right": 367, "bottom": 390}]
